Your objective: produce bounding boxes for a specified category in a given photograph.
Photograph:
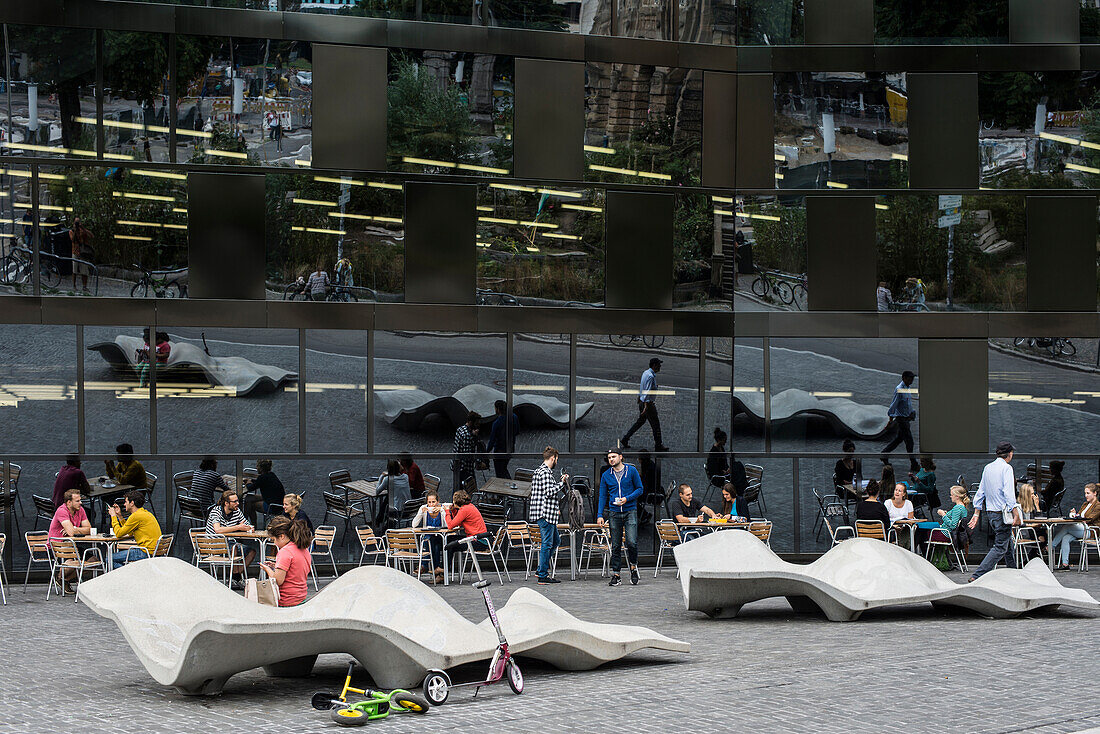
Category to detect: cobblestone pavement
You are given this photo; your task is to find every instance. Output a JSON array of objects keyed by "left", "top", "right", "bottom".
[{"left": 1, "top": 568, "right": 1098, "bottom": 734}]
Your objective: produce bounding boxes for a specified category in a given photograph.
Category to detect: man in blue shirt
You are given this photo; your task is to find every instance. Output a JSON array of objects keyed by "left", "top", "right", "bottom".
[
  {"left": 880, "top": 370, "right": 919, "bottom": 473},
  {"left": 485, "top": 399, "right": 520, "bottom": 479},
  {"left": 598, "top": 447, "right": 644, "bottom": 586},
  {"left": 621, "top": 357, "right": 668, "bottom": 452},
  {"left": 967, "top": 441, "right": 1021, "bottom": 581}
]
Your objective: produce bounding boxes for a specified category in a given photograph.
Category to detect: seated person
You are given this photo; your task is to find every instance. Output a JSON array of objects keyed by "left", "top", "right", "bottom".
[
  {"left": 1051, "top": 483, "right": 1100, "bottom": 570},
  {"left": 671, "top": 483, "right": 717, "bottom": 524},
  {"left": 937, "top": 485, "right": 971, "bottom": 532},
  {"left": 908, "top": 455, "right": 940, "bottom": 510},
  {"left": 206, "top": 489, "right": 257, "bottom": 570},
  {"left": 412, "top": 490, "right": 446, "bottom": 583},
  {"left": 282, "top": 493, "right": 314, "bottom": 532},
  {"left": 443, "top": 490, "right": 490, "bottom": 562},
  {"left": 104, "top": 443, "right": 147, "bottom": 490},
  {"left": 108, "top": 490, "right": 162, "bottom": 566},
  {"left": 53, "top": 455, "right": 91, "bottom": 508},
  {"left": 49, "top": 489, "right": 92, "bottom": 540},
  {"left": 855, "top": 480, "right": 892, "bottom": 537},
  {"left": 378, "top": 459, "right": 412, "bottom": 526},
  {"left": 718, "top": 483, "right": 751, "bottom": 522},
  {"left": 833, "top": 439, "right": 862, "bottom": 501},
  {"left": 243, "top": 458, "right": 285, "bottom": 526},
  {"left": 727, "top": 454, "right": 748, "bottom": 495},
  {"left": 706, "top": 427, "right": 730, "bottom": 488},
  {"left": 1041, "top": 460, "right": 1066, "bottom": 513},
  {"left": 260, "top": 515, "right": 313, "bottom": 607},
  {"left": 400, "top": 453, "right": 425, "bottom": 499},
  {"left": 885, "top": 482, "right": 915, "bottom": 546},
  {"left": 191, "top": 457, "right": 230, "bottom": 507}
]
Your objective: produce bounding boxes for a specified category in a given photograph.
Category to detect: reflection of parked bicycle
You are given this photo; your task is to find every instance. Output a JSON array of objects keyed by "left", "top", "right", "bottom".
[
  {"left": 131, "top": 264, "right": 187, "bottom": 298},
  {"left": 609, "top": 334, "right": 665, "bottom": 348},
  {"left": 476, "top": 288, "right": 519, "bottom": 305},
  {"left": 0, "top": 245, "right": 61, "bottom": 288},
  {"left": 1013, "top": 337, "right": 1076, "bottom": 358},
  {"left": 326, "top": 284, "right": 359, "bottom": 302},
  {"left": 751, "top": 268, "right": 805, "bottom": 306}
]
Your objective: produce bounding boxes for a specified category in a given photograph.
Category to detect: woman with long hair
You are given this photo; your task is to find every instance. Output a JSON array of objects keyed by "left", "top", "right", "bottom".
[{"left": 261, "top": 515, "right": 314, "bottom": 607}]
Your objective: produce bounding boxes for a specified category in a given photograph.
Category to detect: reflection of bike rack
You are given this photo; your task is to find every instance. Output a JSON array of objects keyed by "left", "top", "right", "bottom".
[{"left": 0, "top": 245, "right": 99, "bottom": 295}]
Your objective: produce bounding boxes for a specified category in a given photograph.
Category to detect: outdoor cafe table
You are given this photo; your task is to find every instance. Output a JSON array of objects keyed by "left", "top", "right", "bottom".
[
  {"left": 555, "top": 523, "right": 604, "bottom": 581},
  {"left": 336, "top": 479, "right": 385, "bottom": 526},
  {"left": 478, "top": 477, "right": 532, "bottom": 501},
  {"left": 1024, "top": 518, "right": 1086, "bottom": 570},
  {"left": 70, "top": 533, "right": 129, "bottom": 571},
  {"left": 222, "top": 530, "right": 273, "bottom": 562},
  {"left": 88, "top": 477, "right": 135, "bottom": 517},
  {"left": 410, "top": 527, "right": 456, "bottom": 586}
]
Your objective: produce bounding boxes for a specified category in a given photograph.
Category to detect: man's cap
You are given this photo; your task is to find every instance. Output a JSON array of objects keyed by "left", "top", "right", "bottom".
[
  {"left": 649, "top": 357, "right": 663, "bottom": 368},
  {"left": 995, "top": 441, "right": 1015, "bottom": 457},
  {"left": 607, "top": 447, "right": 623, "bottom": 456},
  {"left": 902, "top": 370, "right": 915, "bottom": 380}
]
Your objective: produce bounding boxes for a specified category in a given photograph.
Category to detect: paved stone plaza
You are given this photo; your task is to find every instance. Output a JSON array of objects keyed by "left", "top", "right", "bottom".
[{"left": 2, "top": 568, "right": 1099, "bottom": 734}]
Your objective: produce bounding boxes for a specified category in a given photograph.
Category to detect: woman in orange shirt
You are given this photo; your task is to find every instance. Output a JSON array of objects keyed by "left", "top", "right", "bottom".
[{"left": 443, "top": 490, "right": 491, "bottom": 563}]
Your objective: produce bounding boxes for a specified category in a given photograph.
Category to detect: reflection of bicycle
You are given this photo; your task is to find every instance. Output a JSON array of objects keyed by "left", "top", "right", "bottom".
[
  {"left": 0, "top": 245, "right": 61, "bottom": 288},
  {"left": 282, "top": 278, "right": 308, "bottom": 300},
  {"left": 130, "top": 264, "right": 187, "bottom": 298},
  {"left": 750, "top": 269, "right": 795, "bottom": 305},
  {"left": 476, "top": 288, "right": 519, "bottom": 305},
  {"left": 1013, "top": 337, "right": 1076, "bottom": 358},
  {"left": 326, "top": 285, "right": 359, "bottom": 302},
  {"left": 891, "top": 278, "right": 929, "bottom": 312},
  {"left": 610, "top": 334, "right": 665, "bottom": 348}
]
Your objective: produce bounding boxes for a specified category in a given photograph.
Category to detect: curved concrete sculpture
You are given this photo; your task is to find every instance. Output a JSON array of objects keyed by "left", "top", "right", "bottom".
[
  {"left": 376, "top": 383, "right": 593, "bottom": 431},
  {"left": 89, "top": 335, "right": 297, "bottom": 396},
  {"left": 674, "top": 531, "right": 1100, "bottom": 621},
  {"left": 78, "top": 558, "right": 687, "bottom": 695},
  {"left": 733, "top": 388, "right": 889, "bottom": 439}
]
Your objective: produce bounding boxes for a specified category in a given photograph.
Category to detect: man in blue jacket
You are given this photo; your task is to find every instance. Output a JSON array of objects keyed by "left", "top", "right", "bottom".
[{"left": 598, "top": 447, "right": 643, "bottom": 586}]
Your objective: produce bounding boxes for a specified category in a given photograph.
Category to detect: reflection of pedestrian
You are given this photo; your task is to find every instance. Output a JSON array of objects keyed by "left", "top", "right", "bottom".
[
  {"left": 69, "top": 217, "right": 94, "bottom": 292},
  {"left": 968, "top": 442, "right": 1020, "bottom": 581},
  {"left": 272, "top": 114, "right": 283, "bottom": 152},
  {"left": 876, "top": 281, "right": 893, "bottom": 312},
  {"left": 880, "top": 370, "right": 918, "bottom": 472},
  {"left": 450, "top": 411, "right": 480, "bottom": 493},
  {"left": 305, "top": 263, "right": 329, "bottom": 301},
  {"left": 486, "top": 400, "right": 520, "bottom": 479},
  {"left": 621, "top": 357, "right": 667, "bottom": 451}
]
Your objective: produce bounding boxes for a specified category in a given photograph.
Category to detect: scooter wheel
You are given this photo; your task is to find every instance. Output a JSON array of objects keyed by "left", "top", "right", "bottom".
[
  {"left": 311, "top": 692, "right": 337, "bottom": 711},
  {"left": 330, "top": 706, "right": 370, "bottom": 726},
  {"left": 506, "top": 660, "right": 524, "bottom": 695},
  {"left": 422, "top": 671, "right": 450, "bottom": 706},
  {"left": 392, "top": 690, "right": 430, "bottom": 714}
]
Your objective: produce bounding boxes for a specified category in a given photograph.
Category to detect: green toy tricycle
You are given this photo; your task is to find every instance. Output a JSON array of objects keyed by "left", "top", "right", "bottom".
[{"left": 311, "top": 661, "right": 431, "bottom": 726}]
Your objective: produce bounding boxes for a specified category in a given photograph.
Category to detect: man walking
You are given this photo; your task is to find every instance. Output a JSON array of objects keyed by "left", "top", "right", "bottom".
[
  {"left": 968, "top": 441, "right": 1021, "bottom": 581},
  {"left": 486, "top": 399, "right": 520, "bottom": 479},
  {"left": 880, "top": 370, "right": 919, "bottom": 472},
  {"left": 450, "top": 411, "right": 480, "bottom": 493},
  {"left": 621, "top": 357, "right": 668, "bottom": 451},
  {"left": 529, "top": 446, "right": 569, "bottom": 584},
  {"left": 598, "top": 447, "right": 643, "bottom": 586}
]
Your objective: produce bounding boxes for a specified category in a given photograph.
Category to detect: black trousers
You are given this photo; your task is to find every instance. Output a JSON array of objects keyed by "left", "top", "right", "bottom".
[
  {"left": 623, "top": 401, "right": 663, "bottom": 446},
  {"left": 492, "top": 457, "right": 511, "bottom": 479},
  {"left": 881, "top": 417, "right": 919, "bottom": 471}
]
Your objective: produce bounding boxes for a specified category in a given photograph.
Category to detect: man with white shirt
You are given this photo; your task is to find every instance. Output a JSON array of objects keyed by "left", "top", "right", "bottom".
[
  {"left": 967, "top": 441, "right": 1021, "bottom": 582},
  {"left": 621, "top": 357, "right": 668, "bottom": 452}
]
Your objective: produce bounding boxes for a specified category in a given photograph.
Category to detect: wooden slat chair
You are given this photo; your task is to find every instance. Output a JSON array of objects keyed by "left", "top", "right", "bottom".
[
  {"left": 0, "top": 533, "right": 7, "bottom": 605},
  {"left": 478, "top": 502, "right": 508, "bottom": 533},
  {"left": 0, "top": 487, "right": 20, "bottom": 537},
  {"left": 504, "top": 522, "right": 534, "bottom": 575},
  {"left": 174, "top": 494, "right": 207, "bottom": 537},
  {"left": 309, "top": 525, "right": 340, "bottom": 590},
  {"left": 322, "top": 491, "right": 367, "bottom": 545},
  {"left": 823, "top": 511, "right": 856, "bottom": 547},
  {"left": 925, "top": 527, "right": 967, "bottom": 572},
  {"left": 355, "top": 526, "right": 387, "bottom": 566},
  {"left": 24, "top": 531, "right": 53, "bottom": 595},
  {"left": 328, "top": 469, "right": 352, "bottom": 494},
  {"left": 579, "top": 527, "right": 613, "bottom": 579},
  {"left": 2, "top": 462, "right": 23, "bottom": 513},
  {"left": 744, "top": 464, "right": 766, "bottom": 513},
  {"left": 1013, "top": 526, "right": 1044, "bottom": 568},
  {"left": 423, "top": 473, "right": 441, "bottom": 497},
  {"left": 748, "top": 520, "right": 773, "bottom": 546},
  {"left": 855, "top": 520, "right": 889, "bottom": 541},
  {"left": 459, "top": 526, "right": 510, "bottom": 584},
  {"left": 526, "top": 523, "right": 546, "bottom": 579},
  {"left": 1079, "top": 527, "right": 1100, "bottom": 572},
  {"left": 385, "top": 529, "right": 430, "bottom": 580},
  {"left": 171, "top": 470, "right": 194, "bottom": 499},
  {"left": 192, "top": 533, "right": 245, "bottom": 586},
  {"left": 153, "top": 533, "right": 174, "bottom": 557},
  {"left": 32, "top": 495, "right": 56, "bottom": 531},
  {"left": 48, "top": 537, "right": 104, "bottom": 602},
  {"left": 655, "top": 520, "right": 681, "bottom": 578}
]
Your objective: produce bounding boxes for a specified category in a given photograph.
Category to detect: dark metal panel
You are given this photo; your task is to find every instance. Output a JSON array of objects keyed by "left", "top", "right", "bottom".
[
  {"left": 600, "top": 308, "right": 674, "bottom": 333},
  {"left": 175, "top": 5, "right": 283, "bottom": 39},
  {"left": 374, "top": 303, "right": 477, "bottom": 331},
  {"left": 1026, "top": 196, "right": 1098, "bottom": 312},
  {"left": 156, "top": 298, "right": 268, "bottom": 328},
  {"left": 878, "top": 312, "right": 990, "bottom": 338},
  {"left": 605, "top": 191, "right": 673, "bottom": 310},
  {"left": 313, "top": 45, "right": 387, "bottom": 172},
  {"left": 736, "top": 73, "right": 774, "bottom": 189},
  {"left": 514, "top": 59, "right": 584, "bottom": 181},
  {"left": 187, "top": 172, "right": 266, "bottom": 300},
  {"left": 490, "top": 27, "right": 585, "bottom": 61},
  {"left": 0, "top": 0, "right": 64, "bottom": 25},
  {"left": 918, "top": 339, "right": 987, "bottom": 454},
  {"left": 1083, "top": 46, "right": 1100, "bottom": 70},
  {"left": 702, "top": 71, "right": 736, "bottom": 188},
  {"left": 404, "top": 182, "right": 476, "bottom": 305},
  {"left": 266, "top": 300, "right": 375, "bottom": 330},
  {"left": 908, "top": 73, "right": 978, "bottom": 189},
  {"left": 283, "top": 13, "right": 387, "bottom": 46},
  {"left": 988, "top": 312, "right": 1100, "bottom": 338},
  {"left": 63, "top": 0, "right": 175, "bottom": 33},
  {"left": 672, "top": 310, "right": 733, "bottom": 336},
  {"left": 979, "top": 44, "right": 1079, "bottom": 71},
  {"left": 769, "top": 311, "right": 878, "bottom": 337},
  {"left": 42, "top": 297, "right": 153, "bottom": 326},
  {"left": 806, "top": 196, "right": 876, "bottom": 311},
  {"left": 1009, "top": 0, "right": 1079, "bottom": 44},
  {"left": 733, "top": 311, "right": 770, "bottom": 336},
  {"left": 0, "top": 296, "right": 42, "bottom": 324},
  {"left": 736, "top": 46, "right": 773, "bottom": 72},
  {"left": 477, "top": 306, "right": 563, "bottom": 334},
  {"left": 805, "top": 0, "right": 874, "bottom": 46},
  {"left": 386, "top": 19, "right": 488, "bottom": 54},
  {"left": 772, "top": 46, "right": 875, "bottom": 71},
  {"left": 677, "top": 42, "right": 738, "bottom": 73},
  {"left": 874, "top": 45, "right": 978, "bottom": 72},
  {"left": 583, "top": 34, "right": 679, "bottom": 67}
]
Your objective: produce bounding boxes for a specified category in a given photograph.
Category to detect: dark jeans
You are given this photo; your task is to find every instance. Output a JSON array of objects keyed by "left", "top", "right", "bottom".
[
  {"left": 623, "top": 401, "right": 662, "bottom": 447},
  {"left": 111, "top": 547, "right": 149, "bottom": 566},
  {"left": 423, "top": 535, "right": 443, "bottom": 570},
  {"left": 881, "top": 417, "right": 919, "bottom": 471},
  {"left": 608, "top": 510, "right": 638, "bottom": 573},
  {"left": 493, "top": 457, "right": 511, "bottom": 479},
  {"left": 445, "top": 532, "right": 490, "bottom": 561},
  {"left": 536, "top": 518, "right": 560, "bottom": 578},
  {"left": 972, "top": 513, "right": 1017, "bottom": 579}
]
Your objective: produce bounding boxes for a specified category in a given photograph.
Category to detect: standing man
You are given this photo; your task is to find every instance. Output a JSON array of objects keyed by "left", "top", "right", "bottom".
[
  {"left": 621, "top": 357, "right": 668, "bottom": 451},
  {"left": 880, "top": 370, "right": 919, "bottom": 472},
  {"left": 968, "top": 441, "right": 1021, "bottom": 582},
  {"left": 486, "top": 399, "right": 520, "bottom": 479},
  {"left": 529, "top": 446, "right": 569, "bottom": 585},
  {"left": 598, "top": 447, "right": 643, "bottom": 587},
  {"left": 451, "top": 411, "right": 480, "bottom": 493}
]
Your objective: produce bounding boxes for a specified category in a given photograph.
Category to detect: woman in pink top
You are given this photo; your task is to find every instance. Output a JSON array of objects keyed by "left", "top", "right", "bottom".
[
  {"left": 443, "top": 490, "right": 491, "bottom": 563},
  {"left": 261, "top": 515, "right": 313, "bottom": 607}
]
